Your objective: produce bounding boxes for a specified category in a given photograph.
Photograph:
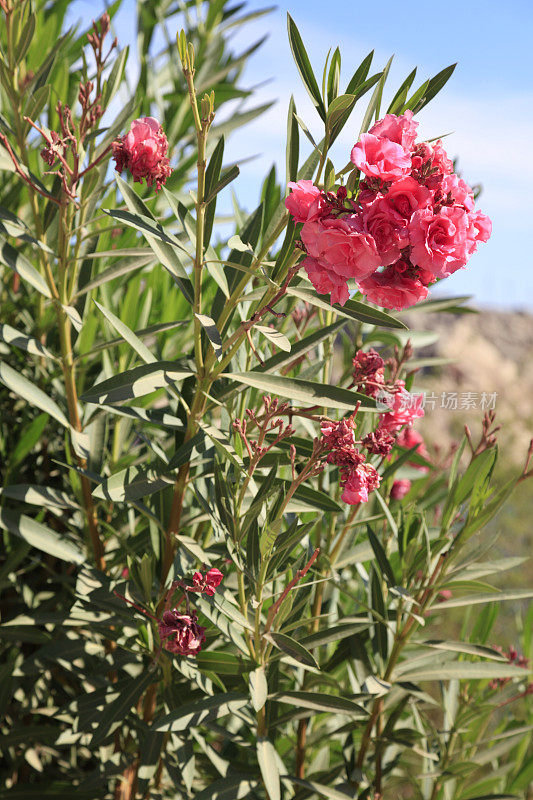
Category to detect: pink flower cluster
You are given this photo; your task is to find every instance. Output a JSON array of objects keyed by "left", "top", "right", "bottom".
[
  {"left": 321, "top": 348, "right": 430, "bottom": 505},
  {"left": 320, "top": 416, "right": 381, "bottom": 504},
  {"left": 285, "top": 111, "right": 491, "bottom": 311},
  {"left": 112, "top": 116, "right": 172, "bottom": 191}
]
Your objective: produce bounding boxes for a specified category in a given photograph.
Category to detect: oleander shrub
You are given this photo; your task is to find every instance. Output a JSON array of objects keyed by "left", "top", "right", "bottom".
[{"left": 0, "top": 2, "right": 531, "bottom": 798}]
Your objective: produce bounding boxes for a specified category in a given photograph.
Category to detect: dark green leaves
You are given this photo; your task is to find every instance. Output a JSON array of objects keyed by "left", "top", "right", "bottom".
[
  {"left": 224, "top": 371, "right": 377, "bottom": 411},
  {"left": 287, "top": 14, "right": 326, "bottom": 121},
  {"left": 81, "top": 362, "right": 193, "bottom": 404}
]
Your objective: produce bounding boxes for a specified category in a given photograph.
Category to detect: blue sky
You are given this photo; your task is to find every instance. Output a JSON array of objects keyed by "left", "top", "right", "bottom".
[{"left": 68, "top": 0, "right": 533, "bottom": 309}]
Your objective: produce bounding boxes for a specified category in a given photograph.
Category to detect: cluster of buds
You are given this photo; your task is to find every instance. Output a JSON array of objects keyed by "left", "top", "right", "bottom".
[
  {"left": 320, "top": 412, "right": 381, "bottom": 505},
  {"left": 233, "top": 396, "right": 294, "bottom": 467},
  {"left": 0, "top": 12, "right": 118, "bottom": 205}
]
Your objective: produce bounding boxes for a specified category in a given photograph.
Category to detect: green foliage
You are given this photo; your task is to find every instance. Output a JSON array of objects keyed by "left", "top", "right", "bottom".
[{"left": 0, "top": 4, "right": 530, "bottom": 800}]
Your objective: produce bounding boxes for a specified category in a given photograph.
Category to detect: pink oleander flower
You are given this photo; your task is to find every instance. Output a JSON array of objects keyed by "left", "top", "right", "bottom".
[
  {"left": 158, "top": 609, "right": 206, "bottom": 656},
  {"left": 351, "top": 132, "right": 411, "bottom": 181},
  {"left": 188, "top": 568, "right": 224, "bottom": 597},
  {"left": 396, "top": 427, "right": 430, "bottom": 470},
  {"left": 411, "top": 140, "right": 453, "bottom": 188},
  {"left": 379, "top": 381, "right": 424, "bottom": 431},
  {"left": 438, "top": 173, "right": 475, "bottom": 211},
  {"left": 285, "top": 180, "right": 325, "bottom": 223},
  {"left": 384, "top": 176, "right": 432, "bottom": 220},
  {"left": 369, "top": 110, "right": 419, "bottom": 150},
  {"left": 358, "top": 263, "right": 430, "bottom": 311},
  {"left": 361, "top": 195, "right": 409, "bottom": 266},
  {"left": 301, "top": 216, "right": 381, "bottom": 281},
  {"left": 437, "top": 589, "right": 453, "bottom": 602},
  {"left": 341, "top": 462, "right": 381, "bottom": 504},
  {"left": 303, "top": 256, "right": 350, "bottom": 306},
  {"left": 409, "top": 205, "right": 471, "bottom": 278},
  {"left": 469, "top": 209, "right": 492, "bottom": 243},
  {"left": 466, "top": 209, "right": 493, "bottom": 257},
  {"left": 390, "top": 479, "right": 411, "bottom": 499},
  {"left": 112, "top": 116, "right": 172, "bottom": 191}
]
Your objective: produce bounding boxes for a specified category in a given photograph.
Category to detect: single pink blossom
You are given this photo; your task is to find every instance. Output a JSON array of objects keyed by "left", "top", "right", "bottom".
[
  {"left": 361, "top": 195, "right": 409, "bottom": 266},
  {"left": 189, "top": 568, "right": 224, "bottom": 597},
  {"left": 302, "top": 256, "right": 350, "bottom": 306},
  {"left": 341, "top": 462, "right": 381, "bottom": 504},
  {"left": 301, "top": 216, "right": 380, "bottom": 281},
  {"left": 409, "top": 205, "right": 470, "bottom": 278},
  {"left": 112, "top": 116, "right": 172, "bottom": 191},
  {"left": 158, "top": 609, "right": 206, "bottom": 656},
  {"left": 379, "top": 381, "right": 424, "bottom": 431},
  {"left": 351, "top": 133, "right": 411, "bottom": 181},
  {"left": 384, "top": 176, "right": 432, "bottom": 220},
  {"left": 285, "top": 180, "right": 325, "bottom": 223},
  {"left": 369, "top": 110, "right": 419, "bottom": 150},
  {"left": 397, "top": 427, "right": 430, "bottom": 470},
  {"left": 358, "top": 264, "right": 429, "bottom": 311},
  {"left": 390, "top": 479, "right": 411, "bottom": 499}
]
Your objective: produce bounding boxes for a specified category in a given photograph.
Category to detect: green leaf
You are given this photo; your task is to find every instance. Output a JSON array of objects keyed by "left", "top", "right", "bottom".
[
  {"left": 0, "top": 484, "right": 79, "bottom": 510},
  {"left": 411, "top": 63, "right": 456, "bottom": 112},
  {"left": 76, "top": 252, "right": 155, "bottom": 296},
  {"left": 435, "top": 588, "right": 533, "bottom": 608},
  {"left": 81, "top": 362, "right": 193, "bottom": 404},
  {"left": 196, "top": 313, "right": 223, "bottom": 360},
  {"left": 9, "top": 413, "right": 48, "bottom": 468},
  {"left": 326, "top": 93, "right": 355, "bottom": 131},
  {"left": 397, "top": 660, "right": 531, "bottom": 682},
  {"left": 0, "top": 324, "right": 56, "bottom": 359},
  {"left": 255, "top": 325, "right": 291, "bottom": 353},
  {"left": 271, "top": 691, "right": 366, "bottom": 716},
  {"left": 421, "top": 641, "right": 507, "bottom": 661},
  {"left": 249, "top": 666, "right": 268, "bottom": 712},
  {"left": 166, "top": 430, "right": 205, "bottom": 470},
  {"left": 223, "top": 371, "right": 377, "bottom": 412},
  {"left": 345, "top": 50, "right": 374, "bottom": 94},
  {"left": 0, "top": 236, "right": 52, "bottom": 298},
  {"left": 0, "top": 361, "right": 68, "bottom": 427},
  {"left": 94, "top": 300, "right": 156, "bottom": 364},
  {"left": 286, "top": 96, "right": 299, "bottom": 183},
  {"left": 193, "top": 777, "right": 259, "bottom": 800},
  {"left": 92, "top": 467, "right": 173, "bottom": 502},
  {"left": 287, "top": 14, "right": 326, "bottom": 121},
  {"left": 0, "top": 509, "right": 84, "bottom": 563},
  {"left": 153, "top": 692, "right": 249, "bottom": 732},
  {"left": 287, "top": 286, "right": 407, "bottom": 329},
  {"left": 257, "top": 739, "right": 280, "bottom": 800},
  {"left": 91, "top": 670, "right": 154, "bottom": 746},
  {"left": 367, "top": 526, "right": 396, "bottom": 586},
  {"left": 284, "top": 777, "right": 352, "bottom": 800},
  {"left": 269, "top": 632, "right": 319, "bottom": 668}
]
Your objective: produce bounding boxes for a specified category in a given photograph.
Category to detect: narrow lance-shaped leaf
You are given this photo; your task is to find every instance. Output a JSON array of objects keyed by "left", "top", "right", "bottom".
[
  {"left": 287, "top": 14, "right": 326, "bottom": 121},
  {"left": 0, "top": 361, "right": 69, "bottom": 427}
]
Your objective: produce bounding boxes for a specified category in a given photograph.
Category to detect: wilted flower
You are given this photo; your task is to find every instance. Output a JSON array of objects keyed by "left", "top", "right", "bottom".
[
  {"left": 158, "top": 609, "right": 206, "bottom": 656},
  {"left": 112, "top": 116, "right": 172, "bottom": 191}
]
